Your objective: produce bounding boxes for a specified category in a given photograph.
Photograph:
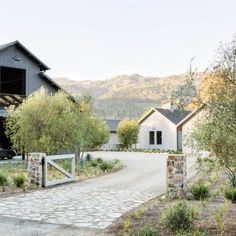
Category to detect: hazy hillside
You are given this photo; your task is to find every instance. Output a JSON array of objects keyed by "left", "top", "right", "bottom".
[{"left": 55, "top": 73, "right": 202, "bottom": 119}]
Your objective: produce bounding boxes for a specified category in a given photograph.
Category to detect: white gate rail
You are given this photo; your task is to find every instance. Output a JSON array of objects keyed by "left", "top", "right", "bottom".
[{"left": 42, "top": 154, "right": 76, "bottom": 187}]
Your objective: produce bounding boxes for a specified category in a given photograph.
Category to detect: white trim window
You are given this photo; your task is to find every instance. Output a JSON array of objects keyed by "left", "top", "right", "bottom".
[{"left": 149, "top": 131, "right": 155, "bottom": 145}]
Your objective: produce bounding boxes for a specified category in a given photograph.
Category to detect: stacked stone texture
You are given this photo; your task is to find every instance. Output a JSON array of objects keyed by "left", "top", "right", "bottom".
[
  {"left": 167, "top": 154, "right": 187, "bottom": 198},
  {"left": 27, "top": 153, "right": 45, "bottom": 188}
]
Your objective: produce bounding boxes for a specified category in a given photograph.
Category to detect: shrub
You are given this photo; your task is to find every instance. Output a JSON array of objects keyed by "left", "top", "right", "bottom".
[
  {"left": 13, "top": 175, "right": 26, "bottom": 188},
  {"left": 100, "top": 161, "right": 113, "bottom": 172},
  {"left": 85, "top": 153, "right": 93, "bottom": 162},
  {"left": 114, "top": 159, "right": 120, "bottom": 164},
  {"left": 96, "top": 157, "right": 103, "bottom": 163},
  {"left": 90, "top": 160, "right": 98, "bottom": 167},
  {"left": 175, "top": 229, "right": 208, "bottom": 236},
  {"left": 190, "top": 183, "right": 210, "bottom": 200},
  {"left": 160, "top": 201, "right": 195, "bottom": 231},
  {"left": 0, "top": 172, "right": 8, "bottom": 186},
  {"left": 138, "top": 224, "right": 160, "bottom": 236},
  {"left": 79, "top": 159, "right": 85, "bottom": 166},
  {"left": 224, "top": 188, "right": 236, "bottom": 203}
]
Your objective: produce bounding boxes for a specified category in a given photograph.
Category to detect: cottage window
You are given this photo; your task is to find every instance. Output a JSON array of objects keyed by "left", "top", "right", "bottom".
[
  {"left": 149, "top": 131, "right": 155, "bottom": 145},
  {"left": 156, "top": 131, "right": 162, "bottom": 144}
]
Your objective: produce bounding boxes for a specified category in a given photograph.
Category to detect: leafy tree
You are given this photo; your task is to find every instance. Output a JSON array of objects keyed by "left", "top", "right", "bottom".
[
  {"left": 5, "top": 88, "right": 79, "bottom": 154},
  {"left": 179, "top": 35, "right": 236, "bottom": 187},
  {"left": 73, "top": 115, "right": 109, "bottom": 159},
  {"left": 117, "top": 118, "right": 139, "bottom": 149},
  {"left": 5, "top": 88, "right": 109, "bottom": 158},
  {"left": 171, "top": 61, "right": 199, "bottom": 110},
  {"left": 69, "top": 95, "right": 109, "bottom": 159}
]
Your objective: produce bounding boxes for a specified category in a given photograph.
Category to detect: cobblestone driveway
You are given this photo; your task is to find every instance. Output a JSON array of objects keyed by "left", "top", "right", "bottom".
[{"left": 0, "top": 152, "right": 167, "bottom": 230}]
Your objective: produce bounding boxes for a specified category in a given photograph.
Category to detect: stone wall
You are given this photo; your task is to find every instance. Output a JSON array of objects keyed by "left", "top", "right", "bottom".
[
  {"left": 27, "top": 153, "right": 45, "bottom": 188},
  {"left": 167, "top": 154, "right": 187, "bottom": 198}
]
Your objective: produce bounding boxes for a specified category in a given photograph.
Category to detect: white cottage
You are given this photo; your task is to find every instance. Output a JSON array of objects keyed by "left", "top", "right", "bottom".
[{"left": 137, "top": 102, "right": 191, "bottom": 151}]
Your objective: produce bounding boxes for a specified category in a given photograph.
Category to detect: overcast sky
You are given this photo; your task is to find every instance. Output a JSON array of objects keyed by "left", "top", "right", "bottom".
[{"left": 1, "top": 0, "right": 235, "bottom": 81}]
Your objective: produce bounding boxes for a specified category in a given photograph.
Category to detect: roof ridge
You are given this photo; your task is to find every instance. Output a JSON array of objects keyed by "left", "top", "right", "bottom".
[{"left": 0, "top": 40, "right": 50, "bottom": 71}]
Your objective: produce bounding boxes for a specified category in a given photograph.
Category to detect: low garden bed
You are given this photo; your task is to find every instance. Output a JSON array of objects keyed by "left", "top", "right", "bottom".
[
  {"left": 103, "top": 148, "right": 183, "bottom": 154},
  {"left": 105, "top": 160, "right": 236, "bottom": 236},
  {"left": 0, "top": 155, "right": 122, "bottom": 198}
]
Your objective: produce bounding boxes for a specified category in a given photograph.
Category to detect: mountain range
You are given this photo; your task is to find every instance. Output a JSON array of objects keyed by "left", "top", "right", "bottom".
[{"left": 55, "top": 73, "right": 202, "bottom": 119}]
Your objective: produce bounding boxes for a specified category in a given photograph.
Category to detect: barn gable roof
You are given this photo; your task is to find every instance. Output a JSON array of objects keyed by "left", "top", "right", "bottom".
[{"left": 0, "top": 40, "right": 50, "bottom": 71}]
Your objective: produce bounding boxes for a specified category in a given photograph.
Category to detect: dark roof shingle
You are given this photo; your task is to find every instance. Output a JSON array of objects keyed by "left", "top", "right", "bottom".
[{"left": 155, "top": 108, "right": 191, "bottom": 125}]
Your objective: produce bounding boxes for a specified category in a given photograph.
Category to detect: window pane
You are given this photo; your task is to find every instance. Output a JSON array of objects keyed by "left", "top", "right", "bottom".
[
  {"left": 149, "top": 131, "right": 155, "bottom": 145},
  {"left": 156, "top": 131, "right": 162, "bottom": 144}
]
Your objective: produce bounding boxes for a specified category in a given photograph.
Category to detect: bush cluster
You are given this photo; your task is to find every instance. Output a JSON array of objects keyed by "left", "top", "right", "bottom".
[
  {"left": 13, "top": 175, "right": 26, "bottom": 188},
  {"left": 160, "top": 201, "right": 195, "bottom": 231},
  {"left": 80, "top": 154, "right": 118, "bottom": 173},
  {"left": 224, "top": 188, "right": 236, "bottom": 203},
  {"left": 190, "top": 183, "right": 210, "bottom": 200},
  {"left": 0, "top": 172, "right": 8, "bottom": 186},
  {"left": 138, "top": 224, "right": 160, "bottom": 236},
  {"left": 99, "top": 161, "right": 114, "bottom": 172},
  {"left": 108, "top": 148, "right": 182, "bottom": 154}
]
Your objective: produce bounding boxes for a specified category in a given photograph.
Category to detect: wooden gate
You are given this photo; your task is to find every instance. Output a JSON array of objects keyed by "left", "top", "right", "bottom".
[{"left": 42, "top": 154, "right": 76, "bottom": 187}]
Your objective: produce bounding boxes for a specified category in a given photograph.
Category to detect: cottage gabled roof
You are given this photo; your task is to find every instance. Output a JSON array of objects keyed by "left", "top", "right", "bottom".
[
  {"left": 138, "top": 107, "right": 191, "bottom": 125},
  {"left": 155, "top": 108, "right": 191, "bottom": 125},
  {"left": 177, "top": 104, "right": 206, "bottom": 128},
  {"left": 104, "top": 119, "right": 121, "bottom": 132},
  {"left": 0, "top": 40, "right": 50, "bottom": 71}
]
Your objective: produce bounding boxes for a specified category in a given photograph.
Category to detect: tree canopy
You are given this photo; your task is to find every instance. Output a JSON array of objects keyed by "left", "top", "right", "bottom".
[
  {"left": 182, "top": 36, "right": 236, "bottom": 187},
  {"left": 117, "top": 118, "right": 139, "bottom": 149},
  {"left": 5, "top": 88, "right": 109, "bottom": 156}
]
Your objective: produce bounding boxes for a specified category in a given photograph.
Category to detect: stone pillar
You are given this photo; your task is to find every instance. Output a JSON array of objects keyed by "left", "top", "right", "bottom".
[
  {"left": 27, "top": 153, "right": 45, "bottom": 188},
  {"left": 167, "top": 154, "right": 187, "bottom": 199}
]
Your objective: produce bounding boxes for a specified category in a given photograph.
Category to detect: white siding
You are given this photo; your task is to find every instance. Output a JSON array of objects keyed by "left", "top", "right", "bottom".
[
  {"left": 137, "top": 110, "right": 177, "bottom": 150},
  {"left": 182, "top": 109, "right": 206, "bottom": 154},
  {"left": 101, "top": 133, "right": 120, "bottom": 150},
  {"left": 108, "top": 133, "right": 120, "bottom": 146}
]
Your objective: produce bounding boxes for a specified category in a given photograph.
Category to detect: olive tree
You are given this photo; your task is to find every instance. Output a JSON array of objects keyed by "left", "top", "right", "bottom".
[
  {"left": 117, "top": 118, "right": 139, "bottom": 149},
  {"left": 192, "top": 37, "right": 236, "bottom": 186},
  {"left": 173, "top": 36, "right": 236, "bottom": 187},
  {"left": 5, "top": 88, "right": 109, "bottom": 158}
]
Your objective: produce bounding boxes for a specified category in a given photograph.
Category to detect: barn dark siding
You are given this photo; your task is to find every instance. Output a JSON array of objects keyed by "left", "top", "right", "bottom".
[
  {"left": 0, "top": 45, "right": 57, "bottom": 95},
  {"left": 0, "top": 41, "right": 64, "bottom": 150}
]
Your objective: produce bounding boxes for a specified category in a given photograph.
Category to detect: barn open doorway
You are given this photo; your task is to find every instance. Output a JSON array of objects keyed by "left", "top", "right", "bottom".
[{"left": 0, "top": 67, "right": 26, "bottom": 95}]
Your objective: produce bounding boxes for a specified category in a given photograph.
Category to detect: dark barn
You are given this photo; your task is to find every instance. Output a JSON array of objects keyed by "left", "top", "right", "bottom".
[{"left": 0, "top": 41, "right": 63, "bottom": 149}]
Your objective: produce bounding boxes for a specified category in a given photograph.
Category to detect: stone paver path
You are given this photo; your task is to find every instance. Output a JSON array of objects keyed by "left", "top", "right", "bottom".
[{"left": 0, "top": 152, "right": 197, "bottom": 232}]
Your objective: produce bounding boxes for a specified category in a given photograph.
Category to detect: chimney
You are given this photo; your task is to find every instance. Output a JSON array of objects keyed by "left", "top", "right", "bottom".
[{"left": 161, "top": 101, "right": 177, "bottom": 111}]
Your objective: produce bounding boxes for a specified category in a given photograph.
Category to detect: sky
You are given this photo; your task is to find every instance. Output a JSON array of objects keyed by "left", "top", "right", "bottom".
[{"left": 0, "top": 0, "right": 235, "bottom": 81}]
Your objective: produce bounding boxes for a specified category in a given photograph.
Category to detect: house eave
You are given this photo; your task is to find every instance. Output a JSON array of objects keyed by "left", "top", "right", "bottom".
[{"left": 176, "top": 104, "right": 206, "bottom": 128}]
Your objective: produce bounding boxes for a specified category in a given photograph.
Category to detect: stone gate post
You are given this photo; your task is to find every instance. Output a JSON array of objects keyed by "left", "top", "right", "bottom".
[
  {"left": 27, "top": 153, "right": 45, "bottom": 188},
  {"left": 167, "top": 154, "right": 187, "bottom": 198}
]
